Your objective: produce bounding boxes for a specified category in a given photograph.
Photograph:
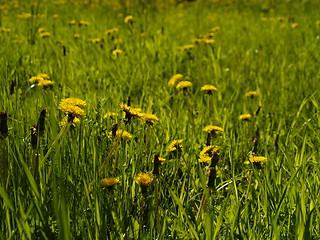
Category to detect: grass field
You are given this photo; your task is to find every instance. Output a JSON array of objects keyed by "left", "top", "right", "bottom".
[{"left": 0, "top": 0, "right": 320, "bottom": 239}]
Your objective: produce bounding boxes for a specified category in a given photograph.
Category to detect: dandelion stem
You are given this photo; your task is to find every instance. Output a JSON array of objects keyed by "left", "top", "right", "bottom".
[
  {"left": 1, "top": 139, "right": 7, "bottom": 190},
  {"left": 154, "top": 178, "right": 160, "bottom": 234}
]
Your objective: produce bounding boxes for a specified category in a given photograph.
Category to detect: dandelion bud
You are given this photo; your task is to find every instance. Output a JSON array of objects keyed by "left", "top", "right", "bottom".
[
  {"left": 37, "top": 109, "right": 46, "bottom": 136},
  {"left": 112, "top": 122, "right": 118, "bottom": 137},
  {"left": 153, "top": 154, "right": 161, "bottom": 176},
  {"left": 209, "top": 151, "right": 219, "bottom": 167},
  {"left": 207, "top": 167, "right": 216, "bottom": 188},
  {"left": 255, "top": 106, "right": 261, "bottom": 116},
  {"left": 0, "top": 112, "right": 8, "bottom": 139}
]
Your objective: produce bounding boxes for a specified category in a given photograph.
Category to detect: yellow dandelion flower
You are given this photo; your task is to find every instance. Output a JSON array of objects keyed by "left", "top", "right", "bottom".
[
  {"left": 52, "top": 14, "right": 59, "bottom": 19},
  {"left": 112, "top": 49, "right": 122, "bottom": 56},
  {"left": 60, "top": 97, "right": 87, "bottom": 108},
  {"left": 69, "top": 20, "right": 77, "bottom": 25},
  {"left": 201, "top": 84, "right": 218, "bottom": 94},
  {"left": 74, "top": 33, "right": 80, "bottom": 39},
  {"left": 198, "top": 155, "right": 211, "bottom": 163},
  {"left": 104, "top": 28, "right": 118, "bottom": 35},
  {"left": 210, "top": 26, "right": 220, "bottom": 33},
  {"left": 118, "top": 103, "right": 142, "bottom": 118},
  {"left": 134, "top": 172, "right": 153, "bottom": 188},
  {"left": 37, "top": 79, "right": 54, "bottom": 87},
  {"left": 79, "top": 20, "right": 90, "bottom": 26},
  {"left": 199, "top": 145, "right": 219, "bottom": 157},
  {"left": 59, "top": 116, "right": 81, "bottom": 127},
  {"left": 58, "top": 97, "right": 86, "bottom": 118},
  {"left": 39, "top": 32, "right": 50, "bottom": 38},
  {"left": 244, "top": 155, "right": 267, "bottom": 164},
  {"left": 103, "top": 112, "right": 119, "bottom": 119},
  {"left": 176, "top": 81, "right": 192, "bottom": 89},
  {"left": 203, "top": 124, "right": 224, "bottom": 133},
  {"left": 28, "top": 76, "right": 44, "bottom": 84},
  {"left": 166, "top": 139, "right": 184, "bottom": 152},
  {"left": 203, "top": 38, "right": 215, "bottom": 44},
  {"left": 291, "top": 23, "right": 299, "bottom": 29},
  {"left": 245, "top": 91, "right": 258, "bottom": 98},
  {"left": 168, "top": 74, "right": 183, "bottom": 86},
  {"left": 114, "top": 129, "right": 133, "bottom": 140},
  {"left": 124, "top": 15, "right": 134, "bottom": 23},
  {"left": 38, "top": 27, "right": 46, "bottom": 33},
  {"left": 100, "top": 177, "right": 120, "bottom": 188},
  {"left": 89, "top": 38, "right": 101, "bottom": 43},
  {"left": 37, "top": 73, "right": 50, "bottom": 79},
  {"left": 138, "top": 113, "right": 159, "bottom": 125},
  {"left": 177, "top": 44, "right": 194, "bottom": 51},
  {"left": 239, "top": 114, "right": 252, "bottom": 121}
]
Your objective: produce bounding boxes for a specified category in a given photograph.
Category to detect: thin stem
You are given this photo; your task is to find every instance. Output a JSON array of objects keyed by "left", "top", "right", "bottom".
[{"left": 2, "top": 139, "right": 7, "bottom": 191}]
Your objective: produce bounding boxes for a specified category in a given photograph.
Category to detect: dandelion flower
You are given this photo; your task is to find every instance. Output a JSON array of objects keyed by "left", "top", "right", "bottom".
[
  {"left": 38, "top": 27, "right": 46, "bottom": 33},
  {"left": 37, "top": 79, "right": 54, "bottom": 87},
  {"left": 58, "top": 97, "right": 86, "bottom": 118},
  {"left": 79, "top": 20, "right": 90, "bottom": 26},
  {"left": 239, "top": 114, "right": 252, "bottom": 121},
  {"left": 291, "top": 23, "right": 299, "bottom": 29},
  {"left": 203, "top": 124, "right": 224, "bottom": 133},
  {"left": 201, "top": 84, "right": 217, "bottom": 95},
  {"left": 28, "top": 76, "right": 44, "bottom": 84},
  {"left": 118, "top": 103, "right": 142, "bottom": 119},
  {"left": 69, "top": 20, "right": 77, "bottom": 25},
  {"left": 168, "top": 74, "right": 183, "bottom": 86},
  {"left": 74, "top": 33, "right": 80, "bottom": 39},
  {"left": 153, "top": 157, "right": 166, "bottom": 163},
  {"left": 112, "top": 49, "right": 122, "bottom": 56},
  {"left": 134, "top": 172, "right": 153, "bottom": 188},
  {"left": 60, "top": 97, "right": 87, "bottom": 108},
  {"left": 198, "top": 145, "right": 218, "bottom": 163},
  {"left": 39, "top": 32, "right": 50, "bottom": 38},
  {"left": 245, "top": 91, "right": 258, "bottom": 98},
  {"left": 124, "top": 15, "right": 134, "bottom": 23},
  {"left": 176, "top": 81, "right": 192, "bottom": 89},
  {"left": 109, "top": 129, "right": 133, "bottom": 140},
  {"left": 244, "top": 155, "right": 267, "bottom": 164},
  {"left": 166, "top": 139, "right": 184, "bottom": 152},
  {"left": 101, "top": 177, "right": 120, "bottom": 189},
  {"left": 210, "top": 26, "right": 220, "bottom": 33},
  {"left": 37, "top": 73, "right": 50, "bottom": 79},
  {"left": 138, "top": 113, "right": 159, "bottom": 125},
  {"left": 104, "top": 28, "right": 118, "bottom": 35}
]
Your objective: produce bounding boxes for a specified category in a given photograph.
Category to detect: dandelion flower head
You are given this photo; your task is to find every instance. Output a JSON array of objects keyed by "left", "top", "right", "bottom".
[
  {"left": 109, "top": 129, "right": 133, "bottom": 140},
  {"left": 203, "top": 124, "right": 224, "bottom": 133},
  {"left": 239, "top": 114, "right": 252, "bottom": 121},
  {"left": 124, "top": 15, "right": 134, "bottom": 23},
  {"left": 58, "top": 97, "right": 86, "bottom": 118},
  {"left": 201, "top": 84, "right": 218, "bottom": 94},
  {"left": 134, "top": 172, "right": 153, "bottom": 188},
  {"left": 101, "top": 178, "right": 120, "bottom": 188},
  {"left": 244, "top": 155, "right": 267, "bottom": 164},
  {"left": 166, "top": 139, "right": 184, "bottom": 152},
  {"left": 245, "top": 91, "right": 258, "bottom": 98},
  {"left": 138, "top": 113, "right": 159, "bottom": 125},
  {"left": 118, "top": 103, "right": 142, "bottom": 118},
  {"left": 176, "top": 81, "right": 192, "bottom": 89},
  {"left": 168, "top": 74, "right": 183, "bottom": 86}
]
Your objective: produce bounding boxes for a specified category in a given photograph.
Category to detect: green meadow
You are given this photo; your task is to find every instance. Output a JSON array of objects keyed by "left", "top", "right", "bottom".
[{"left": 0, "top": 0, "right": 319, "bottom": 239}]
